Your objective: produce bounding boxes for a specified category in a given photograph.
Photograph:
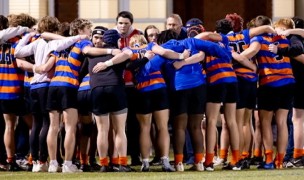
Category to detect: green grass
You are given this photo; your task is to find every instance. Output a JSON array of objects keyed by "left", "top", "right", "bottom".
[{"left": 1, "top": 165, "right": 304, "bottom": 180}]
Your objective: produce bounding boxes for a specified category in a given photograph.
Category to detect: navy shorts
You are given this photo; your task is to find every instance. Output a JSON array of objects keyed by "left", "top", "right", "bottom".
[
  {"left": 170, "top": 84, "right": 206, "bottom": 116},
  {"left": 135, "top": 88, "right": 169, "bottom": 114},
  {"left": 46, "top": 86, "right": 78, "bottom": 111},
  {"left": 236, "top": 78, "right": 257, "bottom": 109},
  {"left": 257, "top": 84, "right": 294, "bottom": 111},
  {"left": 91, "top": 85, "right": 127, "bottom": 115},
  {"left": 31, "top": 87, "right": 49, "bottom": 114},
  {"left": 206, "top": 83, "right": 238, "bottom": 103},
  {"left": 77, "top": 90, "right": 92, "bottom": 115}
]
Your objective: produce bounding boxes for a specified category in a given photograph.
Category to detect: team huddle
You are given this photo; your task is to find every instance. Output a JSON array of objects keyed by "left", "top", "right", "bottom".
[{"left": 0, "top": 10, "right": 304, "bottom": 173}]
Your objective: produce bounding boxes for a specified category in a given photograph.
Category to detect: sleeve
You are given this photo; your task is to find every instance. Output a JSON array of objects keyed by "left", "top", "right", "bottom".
[
  {"left": 147, "top": 42, "right": 156, "bottom": 51},
  {"left": 0, "top": 26, "right": 29, "bottom": 44},
  {"left": 193, "top": 38, "right": 231, "bottom": 60},
  {"left": 14, "top": 33, "right": 36, "bottom": 57},
  {"left": 126, "top": 57, "right": 149, "bottom": 71},
  {"left": 47, "top": 35, "right": 82, "bottom": 53},
  {"left": 80, "top": 39, "right": 93, "bottom": 51},
  {"left": 250, "top": 36, "right": 262, "bottom": 44},
  {"left": 277, "top": 35, "right": 304, "bottom": 57}
]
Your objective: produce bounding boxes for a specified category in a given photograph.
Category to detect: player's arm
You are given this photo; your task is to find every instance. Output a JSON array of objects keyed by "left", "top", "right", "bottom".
[
  {"left": 232, "top": 52, "right": 257, "bottom": 72},
  {"left": 16, "top": 58, "right": 34, "bottom": 72},
  {"left": 249, "top": 25, "right": 276, "bottom": 38},
  {"left": 151, "top": 44, "right": 190, "bottom": 60},
  {"left": 240, "top": 41, "right": 261, "bottom": 59},
  {"left": 34, "top": 55, "right": 56, "bottom": 74},
  {"left": 195, "top": 32, "right": 222, "bottom": 42},
  {"left": 173, "top": 51, "right": 205, "bottom": 70}
]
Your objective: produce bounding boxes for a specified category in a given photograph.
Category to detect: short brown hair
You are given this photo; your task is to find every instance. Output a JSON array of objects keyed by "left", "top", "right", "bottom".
[
  {"left": 17, "top": 13, "right": 37, "bottom": 28},
  {"left": 37, "top": 16, "right": 60, "bottom": 33}
]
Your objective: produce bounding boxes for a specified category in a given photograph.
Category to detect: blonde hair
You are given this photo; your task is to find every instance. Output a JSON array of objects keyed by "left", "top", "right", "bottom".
[
  {"left": 129, "top": 34, "right": 147, "bottom": 47},
  {"left": 274, "top": 18, "right": 295, "bottom": 29},
  {"left": 69, "top": 18, "right": 92, "bottom": 36}
]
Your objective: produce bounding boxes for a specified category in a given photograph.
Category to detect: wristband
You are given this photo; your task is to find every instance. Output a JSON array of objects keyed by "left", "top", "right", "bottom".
[
  {"left": 107, "top": 49, "right": 113, "bottom": 55},
  {"left": 179, "top": 53, "right": 184, "bottom": 60},
  {"left": 32, "top": 65, "right": 37, "bottom": 74},
  {"left": 105, "top": 60, "right": 114, "bottom": 67}
]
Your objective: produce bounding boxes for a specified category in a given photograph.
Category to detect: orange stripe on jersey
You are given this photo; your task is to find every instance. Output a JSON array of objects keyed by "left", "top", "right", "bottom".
[
  {"left": 68, "top": 57, "right": 82, "bottom": 67},
  {"left": 0, "top": 86, "right": 22, "bottom": 93},
  {"left": 208, "top": 71, "right": 236, "bottom": 84},
  {"left": 0, "top": 73, "right": 24, "bottom": 81},
  {"left": 260, "top": 68, "right": 293, "bottom": 76},
  {"left": 71, "top": 46, "right": 81, "bottom": 54},
  {"left": 260, "top": 74, "right": 294, "bottom": 86},
  {"left": 51, "top": 76, "right": 78, "bottom": 85},
  {"left": 136, "top": 77, "right": 165, "bottom": 90},
  {"left": 55, "top": 65, "right": 73, "bottom": 73}
]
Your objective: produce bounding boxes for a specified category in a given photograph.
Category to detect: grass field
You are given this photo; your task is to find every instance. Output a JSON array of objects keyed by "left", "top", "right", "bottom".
[{"left": 1, "top": 165, "right": 304, "bottom": 180}]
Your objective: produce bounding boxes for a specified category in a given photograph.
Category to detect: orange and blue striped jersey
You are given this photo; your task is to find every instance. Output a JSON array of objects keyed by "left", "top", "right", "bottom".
[
  {"left": 50, "top": 39, "right": 93, "bottom": 88},
  {"left": 78, "top": 74, "right": 90, "bottom": 91},
  {"left": 227, "top": 29, "right": 257, "bottom": 82},
  {"left": 125, "top": 45, "right": 167, "bottom": 92},
  {"left": 0, "top": 36, "right": 24, "bottom": 99},
  {"left": 251, "top": 34, "right": 295, "bottom": 87},
  {"left": 204, "top": 35, "right": 237, "bottom": 85}
]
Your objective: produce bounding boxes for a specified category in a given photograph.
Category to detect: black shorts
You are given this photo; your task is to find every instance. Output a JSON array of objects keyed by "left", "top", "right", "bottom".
[
  {"left": 0, "top": 98, "right": 27, "bottom": 115},
  {"left": 206, "top": 83, "right": 238, "bottom": 103},
  {"left": 46, "top": 86, "right": 78, "bottom": 111},
  {"left": 91, "top": 85, "right": 127, "bottom": 115},
  {"left": 257, "top": 84, "right": 294, "bottom": 111},
  {"left": 293, "top": 82, "right": 304, "bottom": 109},
  {"left": 135, "top": 88, "right": 169, "bottom": 114},
  {"left": 77, "top": 90, "right": 92, "bottom": 115},
  {"left": 170, "top": 84, "right": 206, "bottom": 116},
  {"left": 236, "top": 78, "right": 257, "bottom": 109},
  {"left": 31, "top": 87, "right": 49, "bottom": 114}
]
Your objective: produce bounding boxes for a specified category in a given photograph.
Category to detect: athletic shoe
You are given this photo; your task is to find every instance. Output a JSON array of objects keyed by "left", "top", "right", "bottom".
[
  {"left": 113, "top": 165, "right": 133, "bottom": 172},
  {"left": 250, "top": 156, "right": 263, "bottom": 166},
  {"left": 16, "top": 158, "right": 31, "bottom": 171},
  {"left": 90, "top": 163, "right": 101, "bottom": 171},
  {"left": 240, "top": 158, "right": 250, "bottom": 170},
  {"left": 174, "top": 162, "right": 184, "bottom": 172},
  {"left": 48, "top": 163, "right": 62, "bottom": 173},
  {"left": 141, "top": 161, "right": 150, "bottom": 172},
  {"left": 99, "top": 165, "right": 108, "bottom": 172},
  {"left": 62, "top": 164, "right": 82, "bottom": 173},
  {"left": 189, "top": 161, "right": 204, "bottom": 171},
  {"left": 285, "top": 157, "right": 303, "bottom": 168},
  {"left": 36, "top": 162, "right": 49, "bottom": 172},
  {"left": 222, "top": 162, "right": 241, "bottom": 171},
  {"left": 257, "top": 161, "right": 274, "bottom": 170},
  {"left": 7, "top": 161, "right": 22, "bottom": 171},
  {"left": 161, "top": 158, "right": 175, "bottom": 172},
  {"left": 214, "top": 158, "right": 227, "bottom": 166},
  {"left": 0, "top": 163, "right": 7, "bottom": 171},
  {"left": 204, "top": 163, "right": 214, "bottom": 171},
  {"left": 80, "top": 164, "right": 91, "bottom": 172}
]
